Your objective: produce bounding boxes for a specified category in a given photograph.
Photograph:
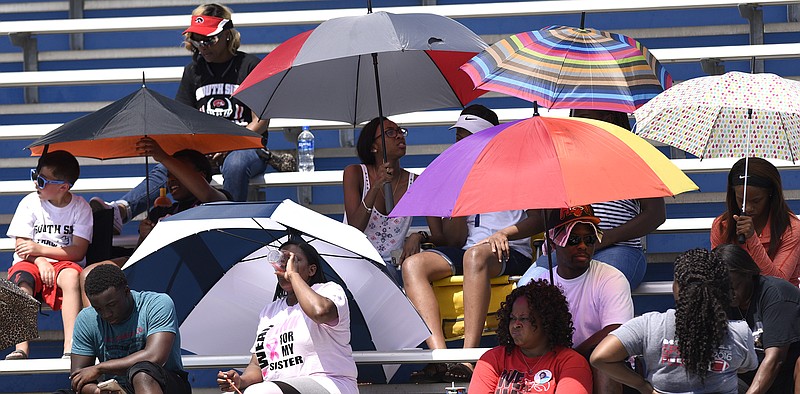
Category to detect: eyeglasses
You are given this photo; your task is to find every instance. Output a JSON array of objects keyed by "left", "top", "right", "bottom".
[
  {"left": 30, "top": 169, "right": 69, "bottom": 189},
  {"left": 187, "top": 34, "right": 221, "bottom": 49},
  {"left": 508, "top": 315, "right": 534, "bottom": 324},
  {"left": 566, "top": 234, "right": 597, "bottom": 246},
  {"left": 374, "top": 127, "right": 408, "bottom": 140}
]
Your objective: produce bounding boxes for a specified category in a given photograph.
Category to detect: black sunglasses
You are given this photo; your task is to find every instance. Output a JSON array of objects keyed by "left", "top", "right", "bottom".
[
  {"left": 187, "top": 34, "right": 221, "bottom": 49},
  {"left": 374, "top": 127, "right": 408, "bottom": 140},
  {"left": 566, "top": 234, "right": 597, "bottom": 246},
  {"left": 30, "top": 169, "right": 69, "bottom": 189}
]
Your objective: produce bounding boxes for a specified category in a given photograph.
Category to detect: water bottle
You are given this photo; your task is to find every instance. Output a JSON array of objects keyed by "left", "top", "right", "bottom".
[{"left": 297, "top": 126, "right": 315, "bottom": 172}]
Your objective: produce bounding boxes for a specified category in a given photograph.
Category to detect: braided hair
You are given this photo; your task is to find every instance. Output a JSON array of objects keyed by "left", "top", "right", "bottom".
[
  {"left": 673, "top": 248, "right": 732, "bottom": 380},
  {"left": 496, "top": 279, "right": 574, "bottom": 354}
]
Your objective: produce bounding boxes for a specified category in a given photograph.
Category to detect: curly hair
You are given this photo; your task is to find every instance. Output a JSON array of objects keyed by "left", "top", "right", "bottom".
[
  {"left": 673, "top": 248, "right": 732, "bottom": 380},
  {"left": 719, "top": 157, "right": 792, "bottom": 258},
  {"left": 273, "top": 238, "right": 328, "bottom": 300},
  {"left": 85, "top": 264, "right": 128, "bottom": 297},
  {"left": 496, "top": 279, "right": 574, "bottom": 353}
]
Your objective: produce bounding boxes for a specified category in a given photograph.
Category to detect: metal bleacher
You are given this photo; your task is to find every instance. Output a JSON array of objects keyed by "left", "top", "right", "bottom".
[{"left": 1, "top": 0, "right": 800, "bottom": 392}]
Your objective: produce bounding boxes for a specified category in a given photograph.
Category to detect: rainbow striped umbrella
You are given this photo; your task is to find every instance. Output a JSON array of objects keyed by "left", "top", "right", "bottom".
[
  {"left": 390, "top": 113, "right": 697, "bottom": 218},
  {"left": 460, "top": 25, "right": 672, "bottom": 113}
]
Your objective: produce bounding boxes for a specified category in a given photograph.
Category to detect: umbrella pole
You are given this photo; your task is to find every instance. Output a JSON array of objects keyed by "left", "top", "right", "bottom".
[
  {"left": 371, "top": 52, "right": 395, "bottom": 212},
  {"left": 145, "top": 155, "right": 151, "bottom": 213},
  {"left": 738, "top": 109, "right": 754, "bottom": 244},
  {"left": 542, "top": 210, "right": 554, "bottom": 284}
]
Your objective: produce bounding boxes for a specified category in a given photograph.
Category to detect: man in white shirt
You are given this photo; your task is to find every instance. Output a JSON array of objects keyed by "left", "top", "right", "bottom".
[{"left": 523, "top": 205, "right": 634, "bottom": 394}]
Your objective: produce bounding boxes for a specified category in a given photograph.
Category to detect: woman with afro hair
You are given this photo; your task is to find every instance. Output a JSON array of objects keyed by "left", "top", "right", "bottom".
[
  {"left": 469, "top": 279, "right": 593, "bottom": 393},
  {"left": 591, "top": 248, "right": 758, "bottom": 393}
]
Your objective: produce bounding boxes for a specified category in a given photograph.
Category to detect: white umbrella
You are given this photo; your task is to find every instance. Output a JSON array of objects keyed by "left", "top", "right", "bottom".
[{"left": 122, "top": 200, "right": 430, "bottom": 382}]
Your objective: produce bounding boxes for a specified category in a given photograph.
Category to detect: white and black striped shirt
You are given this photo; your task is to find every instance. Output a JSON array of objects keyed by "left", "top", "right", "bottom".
[{"left": 592, "top": 200, "right": 642, "bottom": 249}]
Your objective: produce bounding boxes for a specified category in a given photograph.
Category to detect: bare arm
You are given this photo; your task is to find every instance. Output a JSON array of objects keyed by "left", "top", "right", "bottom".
[
  {"left": 343, "top": 164, "right": 381, "bottom": 231},
  {"left": 217, "top": 354, "right": 264, "bottom": 390},
  {"left": 70, "top": 332, "right": 175, "bottom": 393},
  {"left": 247, "top": 111, "right": 270, "bottom": 135},
  {"left": 16, "top": 236, "right": 89, "bottom": 263},
  {"left": 70, "top": 353, "right": 100, "bottom": 394},
  {"left": 590, "top": 335, "right": 656, "bottom": 394},
  {"left": 575, "top": 324, "right": 621, "bottom": 358},
  {"left": 480, "top": 209, "right": 547, "bottom": 262},
  {"left": 284, "top": 253, "right": 338, "bottom": 325},
  {"left": 745, "top": 345, "right": 789, "bottom": 394},
  {"left": 596, "top": 198, "right": 665, "bottom": 250},
  {"left": 137, "top": 137, "right": 226, "bottom": 203}
]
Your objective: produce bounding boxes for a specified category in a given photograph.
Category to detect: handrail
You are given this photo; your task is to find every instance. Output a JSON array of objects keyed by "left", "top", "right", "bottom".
[
  {"left": 2, "top": 43, "right": 800, "bottom": 88},
  {"left": 0, "top": 0, "right": 794, "bottom": 36}
]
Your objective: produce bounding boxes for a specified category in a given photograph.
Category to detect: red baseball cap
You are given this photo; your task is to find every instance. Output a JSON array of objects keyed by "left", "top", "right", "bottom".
[{"left": 183, "top": 15, "right": 233, "bottom": 37}]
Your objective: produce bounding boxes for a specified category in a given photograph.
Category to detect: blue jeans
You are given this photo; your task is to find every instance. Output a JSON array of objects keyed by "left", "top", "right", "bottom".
[
  {"left": 221, "top": 149, "right": 267, "bottom": 202},
  {"left": 122, "top": 163, "right": 168, "bottom": 218},
  {"left": 521, "top": 245, "right": 646, "bottom": 289}
]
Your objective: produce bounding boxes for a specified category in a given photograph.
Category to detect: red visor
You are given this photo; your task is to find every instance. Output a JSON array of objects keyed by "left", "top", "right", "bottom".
[{"left": 183, "top": 15, "right": 232, "bottom": 36}]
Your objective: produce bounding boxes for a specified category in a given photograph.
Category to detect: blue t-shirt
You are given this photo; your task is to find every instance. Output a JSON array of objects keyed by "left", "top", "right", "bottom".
[{"left": 72, "top": 290, "right": 183, "bottom": 385}]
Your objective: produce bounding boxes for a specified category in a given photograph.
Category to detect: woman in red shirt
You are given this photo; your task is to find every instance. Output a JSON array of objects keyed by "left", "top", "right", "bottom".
[
  {"left": 710, "top": 157, "right": 800, "bottom": 286},
  {"left": 469, "top": 280, "right": 592, "bottom": 393}
]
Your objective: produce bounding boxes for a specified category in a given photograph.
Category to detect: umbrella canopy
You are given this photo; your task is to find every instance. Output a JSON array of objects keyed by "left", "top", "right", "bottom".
[
  {"left": 391, "top": 115, "right": 698, "bottom": 218},
  {"left": 27, "top": 87, "right": 263, "bottom": 159},
  {"left": 233, "top": 11, "right": 488, "bottom": 125},
  {"left": 122, "top": 200, "right": 430, "bottom": 382},
  {"left": 633, "top": 71, "right": 800, "bottom": 161},
  {"left": 0, "top": 278, "right": 40, "bottom": 350},
  {"left": 460, "top": 25, "right": 672, "bottom": 113}
]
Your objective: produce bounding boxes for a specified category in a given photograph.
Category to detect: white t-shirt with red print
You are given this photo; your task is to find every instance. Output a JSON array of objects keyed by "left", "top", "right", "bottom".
[{"left": 7, "top": 192, "right": 93, "bottom": 267}]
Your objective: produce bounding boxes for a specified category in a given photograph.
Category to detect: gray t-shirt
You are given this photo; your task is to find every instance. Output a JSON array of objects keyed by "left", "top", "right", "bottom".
[{"left": 612, "top": 309, "right": 757, "bottom": 394}]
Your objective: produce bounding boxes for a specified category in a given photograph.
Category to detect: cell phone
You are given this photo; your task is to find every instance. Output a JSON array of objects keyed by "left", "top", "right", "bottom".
[{"left": 97, "top": 378, "right": 124, "bottom": 392}]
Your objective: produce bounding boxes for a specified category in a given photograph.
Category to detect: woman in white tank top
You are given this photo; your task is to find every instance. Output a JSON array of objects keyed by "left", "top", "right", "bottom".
[{"left": 342, "top": 117, "right": 424, "bottom": 272}]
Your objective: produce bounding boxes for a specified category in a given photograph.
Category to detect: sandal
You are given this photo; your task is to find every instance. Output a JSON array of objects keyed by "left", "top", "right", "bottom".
[
  {"left": 409, "top": 362, "right": 448, "bottom": 383},
  {"left": 5, "top": 349, "right": 28, "bottom": 360},
  {"left": 443, "top": 362, "right": 474, "bottom": 382}
]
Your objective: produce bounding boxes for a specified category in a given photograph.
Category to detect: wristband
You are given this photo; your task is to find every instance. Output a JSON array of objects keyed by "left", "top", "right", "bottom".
[{"left": 417, "top": 231, "right": 430, "bottom": 243}]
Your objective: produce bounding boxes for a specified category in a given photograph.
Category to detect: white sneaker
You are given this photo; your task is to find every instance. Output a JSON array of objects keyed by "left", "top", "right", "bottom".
[{"left": 89, "top": 197, "right": 124, "bottom": 235}]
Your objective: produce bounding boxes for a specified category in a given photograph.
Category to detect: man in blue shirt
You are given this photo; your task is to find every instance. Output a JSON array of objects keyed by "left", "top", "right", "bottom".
[{"left": 68, "top": 264, "right": 190, "bottom": 394}]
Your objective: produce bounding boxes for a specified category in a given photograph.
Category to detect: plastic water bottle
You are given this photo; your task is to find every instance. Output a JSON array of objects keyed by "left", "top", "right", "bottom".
[{"left": 297, "top": 126, "right": 315, "bottom": 172}]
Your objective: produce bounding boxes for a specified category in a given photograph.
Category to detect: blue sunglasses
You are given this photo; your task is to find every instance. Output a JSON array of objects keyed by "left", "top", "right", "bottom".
[{"left": 31, "top": 169, "right": 70, "bottom": 189}]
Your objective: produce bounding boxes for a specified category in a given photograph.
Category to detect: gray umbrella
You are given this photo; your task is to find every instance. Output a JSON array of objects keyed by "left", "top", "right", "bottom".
[
  {"left": 234, "top": 10, "right": 487, "bottom": 210},
  {"left": 0, "top": 278, "right": 40, "bottom": 350}
]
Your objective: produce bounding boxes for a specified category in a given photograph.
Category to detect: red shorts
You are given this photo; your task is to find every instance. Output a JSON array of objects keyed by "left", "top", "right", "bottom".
[{"left": 7, "top": 261, "right": 83, "bottom": 311}]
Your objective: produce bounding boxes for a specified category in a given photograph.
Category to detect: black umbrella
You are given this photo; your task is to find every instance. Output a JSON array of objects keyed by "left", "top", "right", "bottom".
[
  {"left": 26, "top": 86, "right": 263, "bottom": 160},
  {"left": 0, "top": 278, "right": 40, "bottom": 350},
  {"left": 26, "top": 84, "right": 264, "bottom": 210}
]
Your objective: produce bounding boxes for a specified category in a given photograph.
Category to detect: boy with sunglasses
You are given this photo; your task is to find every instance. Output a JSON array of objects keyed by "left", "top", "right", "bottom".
[
  {"left": 5, "top": 150, "right": 92, "bottom": 360},
  {"left": 522, "top": 205, "right": 633, "bottom": 394}
]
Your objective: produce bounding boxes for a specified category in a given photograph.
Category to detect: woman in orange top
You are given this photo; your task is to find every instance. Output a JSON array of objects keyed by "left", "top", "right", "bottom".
[{"left": 710, "top": 157, "right": 800, "bottom": 286}]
